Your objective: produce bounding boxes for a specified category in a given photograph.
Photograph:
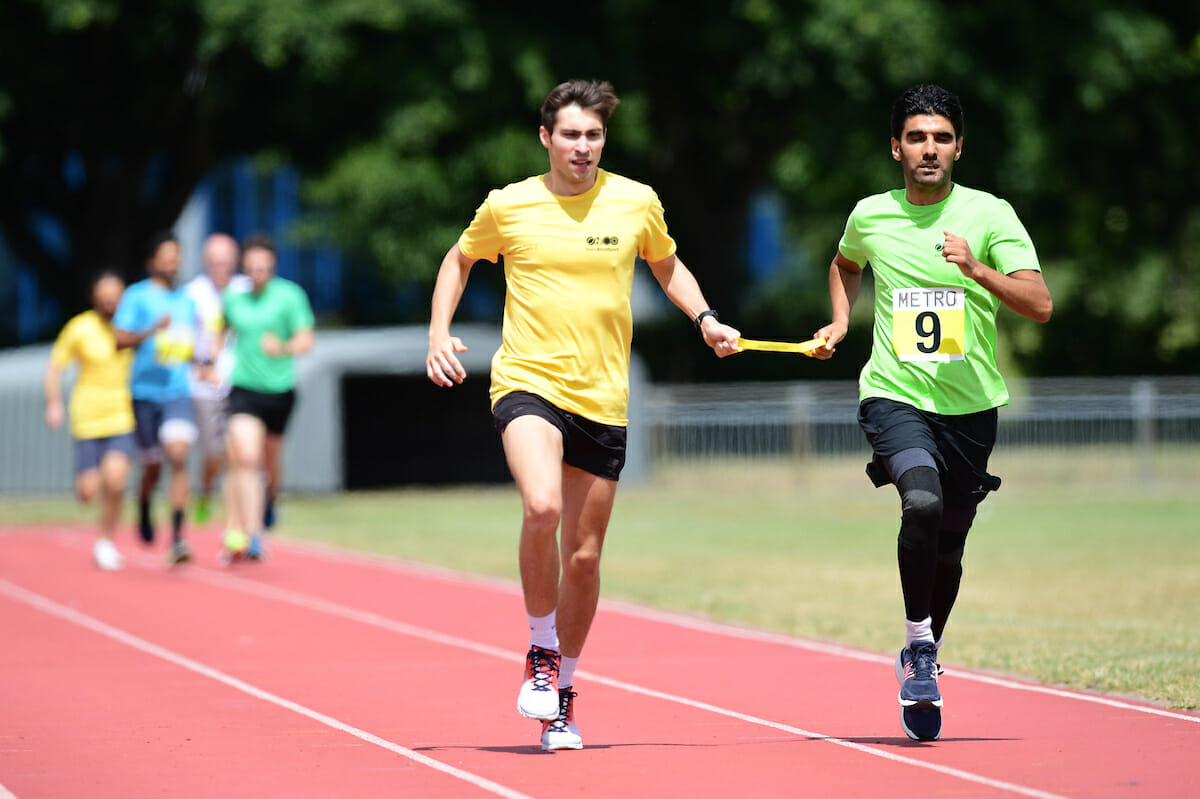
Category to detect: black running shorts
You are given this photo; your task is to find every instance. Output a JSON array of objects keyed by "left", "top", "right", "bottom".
[
  {"left": 492, "top": 391, "right": 627, "bottom": 481},
  {"left": 228, "top": 386, "right": 297, "bottom": 436},
  {"left": 857, "top": 396, "right": 1001, "bottom": 507}
]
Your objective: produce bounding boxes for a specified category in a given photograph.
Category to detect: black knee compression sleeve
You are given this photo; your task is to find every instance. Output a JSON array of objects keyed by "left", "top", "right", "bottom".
[
  {"left": 895, "top": 465, "right": 943, "bottom": 622},
  {"left": 897, "top": 466, "right": 943, "bottom": 553}
]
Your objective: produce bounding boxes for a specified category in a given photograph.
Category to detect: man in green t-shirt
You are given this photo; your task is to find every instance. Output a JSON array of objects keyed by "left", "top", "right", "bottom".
[
  {"left": 813, "top": 84, "right": 1053, "bottom": 741},
  {"left": 221, "top": 232, "right": 315, "bottom": 562}
]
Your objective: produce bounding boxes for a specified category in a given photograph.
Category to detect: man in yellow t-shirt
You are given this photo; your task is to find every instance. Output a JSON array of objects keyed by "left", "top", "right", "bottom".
[
  {"left": 45, "top": 271, "right": 136, "bottom": 571},
  {"left": 427, "top": 79, "right": 741, "bottom": 751}
]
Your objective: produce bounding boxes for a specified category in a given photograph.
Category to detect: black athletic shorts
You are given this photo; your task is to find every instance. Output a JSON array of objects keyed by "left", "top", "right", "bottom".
[
  {"left": 492, "top": 391, "right": 627, "bottom": 481},
  {"left": 857, "top": 396, "right": 1001, "bottom": 507},
  {"left": 228, "top": 386, "right": 297, "bottom": 435}
]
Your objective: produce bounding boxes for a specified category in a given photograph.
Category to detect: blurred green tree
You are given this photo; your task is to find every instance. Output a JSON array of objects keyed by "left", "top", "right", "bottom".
[
  {"left": 2, "top": 0, "right": 1197, "bottom": 376},
  {"left": 283, "top": 0, "right": 1200, "bottom": 378},
  {"left": 0, "top": 0, "right": 447, "bottom": 315}
]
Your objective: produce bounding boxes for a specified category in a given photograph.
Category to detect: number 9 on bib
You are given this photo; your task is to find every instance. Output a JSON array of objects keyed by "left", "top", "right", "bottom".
[{"left": 892, "top": 287, "right": 966, "bottom": 362}]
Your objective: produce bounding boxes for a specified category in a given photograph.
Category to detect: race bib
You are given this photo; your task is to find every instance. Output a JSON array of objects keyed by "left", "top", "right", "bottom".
[
  {"left": 153, "top": 326, "right": 195, "bottom": 366},
  {"left": 892, "top": 287, "right": 966, "bottom": 362}
]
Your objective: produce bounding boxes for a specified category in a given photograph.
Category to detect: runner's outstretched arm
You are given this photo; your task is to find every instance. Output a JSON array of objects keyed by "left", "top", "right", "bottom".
[
  {"left": 427, "top": 244, "right": 477, "bottom": 386},
  {"left": 813, "top": 252, "right": 863, "bottom": 360},
  {"left": 648, "top": 253, "right": 741, "bottom": 358}
]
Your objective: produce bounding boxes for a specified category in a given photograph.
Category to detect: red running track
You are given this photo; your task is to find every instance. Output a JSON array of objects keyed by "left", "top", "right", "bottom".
[{"left": 1, "top": 526, "right": 1197, "bottom": 798}]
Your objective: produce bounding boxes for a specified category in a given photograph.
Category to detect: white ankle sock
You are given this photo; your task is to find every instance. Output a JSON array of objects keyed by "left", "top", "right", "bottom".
[
  {"left": 527, "top": 610, "right": 558, "bottom": 651},
  {"left": 558, "top": 656, "right": 579, "bottom": 689},
  {"left": 905, "top": 616, "right": 933, "bottom": 647}
]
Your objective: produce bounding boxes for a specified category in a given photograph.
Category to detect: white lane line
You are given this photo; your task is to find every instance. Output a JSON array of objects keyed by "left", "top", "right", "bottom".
[
  {"left": 177, "top": 565, "right": 1067, "bottom": 799},
  {"left": 280, "top": 536, "right": 1200, "bottom": 725},
  {"left": 582, "top": 673, "right": 1070, "bottom": 799},
  {"left": 0, "top": 578, "right": 531, "bottom": 799},
  {"left": 600, "top": 599, "right": 1200, "bottom": 724},
  {"left": 22, "top": 531, "right": 1196, "bottom": 798}
]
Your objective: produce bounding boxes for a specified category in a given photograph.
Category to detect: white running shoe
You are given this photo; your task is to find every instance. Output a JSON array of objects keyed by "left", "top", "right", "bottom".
[
  {"left": 540, "top": 688, "right": 582, "bottom": 751},
  {"left": 517, "top": 645, "right": 561, "bottom": 720},
  {"left": 92, "top": 538, "right": 125, "bottom": 571}
]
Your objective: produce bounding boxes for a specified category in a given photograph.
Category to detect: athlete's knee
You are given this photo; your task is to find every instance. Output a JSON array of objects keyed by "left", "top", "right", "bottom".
[
  {"left": 76, "top": 472, "right": 100, "bottom": 504},
  {"left": 228, "top": 445, "right": 262, "bottom": 471},
  {"left": 896, "top": 466, "right": 943, "bottom": 552},
  {"left": 564, "top": 546, "right": 602, "bottom": 582},
  {"left": 941, "top": 503, "right": 977, "bottom": 534},
  {"left": 101, "top": 470, "right": 127, "bottom": 496},
  {"left": 522, "top": 494, "right": 562, "bottom": 534},
  {"left": 100, "top": 452, "right": 129, "bottom": 485},
  {"left": 142, "top": 459, "right": 162, "bottom": 478},
  {"left": 901, "top": 488, "right": 942, "bottom": 530}
]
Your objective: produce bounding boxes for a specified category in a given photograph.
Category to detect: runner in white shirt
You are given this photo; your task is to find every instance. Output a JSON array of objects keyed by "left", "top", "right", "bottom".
[{"left": 186, "top": 232, "right": 250, "bottom": 524}]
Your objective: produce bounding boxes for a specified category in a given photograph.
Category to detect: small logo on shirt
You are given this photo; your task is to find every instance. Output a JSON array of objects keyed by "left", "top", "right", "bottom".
[
  {"left": 585, "top": 235, "right": 620, "bottom": 251},
  {"left": 933, "top": 242, "right": 944, "bottom": 253}
]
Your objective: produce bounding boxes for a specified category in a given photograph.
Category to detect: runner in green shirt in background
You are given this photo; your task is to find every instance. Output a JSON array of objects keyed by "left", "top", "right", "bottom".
[
  {"left": 813, "top": 84, "right": 1053, "bottom": 742},
  {"left": 221, "top": 232, "right": 315, "bottom": 562}
]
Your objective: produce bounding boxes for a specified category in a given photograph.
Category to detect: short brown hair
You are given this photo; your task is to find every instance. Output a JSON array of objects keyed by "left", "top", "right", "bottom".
[
  {"left": 241, "top": 231, "right": 276, "bottom": 256},
  {"left": 540, "top": 79, "right": 620, "bottom": 133}
]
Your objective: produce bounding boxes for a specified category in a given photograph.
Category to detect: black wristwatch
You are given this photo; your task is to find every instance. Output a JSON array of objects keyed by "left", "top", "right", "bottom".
[{"left": 694, "top": 309, "right": 719, "bottom": 329}]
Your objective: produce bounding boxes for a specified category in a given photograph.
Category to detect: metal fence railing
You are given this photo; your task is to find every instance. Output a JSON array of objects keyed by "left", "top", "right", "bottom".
[
  {"left": 646, "top": 377, "right": 1200, "bottom": 461},
  {"left": 6, "top": 344, "right": 1199, "bottom": 491}
]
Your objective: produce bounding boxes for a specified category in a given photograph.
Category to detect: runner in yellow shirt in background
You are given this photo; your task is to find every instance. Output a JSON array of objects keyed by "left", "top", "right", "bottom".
[{"left": 45, "top": 271, "right": 136, "bottom": 571}]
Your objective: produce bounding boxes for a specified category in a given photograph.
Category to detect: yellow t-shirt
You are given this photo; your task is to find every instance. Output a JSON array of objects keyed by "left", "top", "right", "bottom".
[
  {"left": 459, "top": 170, "right": 677, "bottom": 425},
  {"left": 49, "top": 310, "right": 135, "bottom": 439}
]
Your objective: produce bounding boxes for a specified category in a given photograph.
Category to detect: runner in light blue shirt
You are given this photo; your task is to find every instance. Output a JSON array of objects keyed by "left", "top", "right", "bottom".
[
  {"left": 113, "top": 231, "right": 199, "bottom": 565},
  {"left": 116, "top": 278, "right": 198, "bottom": 401}
]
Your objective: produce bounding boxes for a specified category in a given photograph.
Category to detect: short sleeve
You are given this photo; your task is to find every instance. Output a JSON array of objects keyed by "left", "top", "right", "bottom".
[
  {"left": 289, "top": 283, "right": 315, "bottom": 331},
  {"left": 457, "top": 194, "right": 504, "bottom": 263},
  {"left": 986, "top": 200, "right": 1041, "bottom": 275},
  {"left": 837, "top": 201, "right": 868, "bottom": 266},
  {"left": 49, "top": 318, "right": 79, "bottom": 367},
  {"left": 112, "top": 287, "right": 142, "bottom": 332},
  {"left": 638, "top": 190, "right": 677, "bottom": 263}
]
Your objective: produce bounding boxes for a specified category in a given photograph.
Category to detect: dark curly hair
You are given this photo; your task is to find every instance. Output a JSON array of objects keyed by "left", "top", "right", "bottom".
[{"left": 891, "top": 84, "right": 964, "bottom": 140}]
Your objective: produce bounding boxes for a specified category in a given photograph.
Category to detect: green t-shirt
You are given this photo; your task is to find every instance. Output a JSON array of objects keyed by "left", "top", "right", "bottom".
[
  {"left": 838, "top": 184, "right": 1041, "bottom": 415},
  {"left": 224, "top": 277, "right": 315, "bottom": 394}
]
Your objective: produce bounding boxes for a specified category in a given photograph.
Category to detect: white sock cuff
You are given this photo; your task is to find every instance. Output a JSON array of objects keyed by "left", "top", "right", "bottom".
[
  {"left": 559, "top": 655, "right": 579, "bottom": 688},
  {"left": 905, "top": 616, "right": 934, "bottom": 647},
  {"left": 527, "top": 610, "right": 558, "bottom": 651}
]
